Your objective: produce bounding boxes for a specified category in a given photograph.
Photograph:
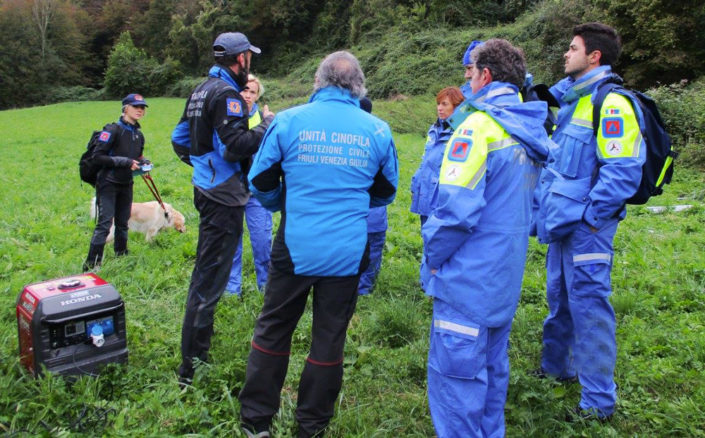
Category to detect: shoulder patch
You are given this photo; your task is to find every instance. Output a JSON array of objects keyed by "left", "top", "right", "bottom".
[
  {"left": 98, "top": 131, "right": 112, "bottom": 142},
  {"left": 447, "top": 138, "right": 472, "bottom": 162},
  {"left": 226, "top": 98, "right": 244, "bottom": 117},
  {"left": 602, "top": 116, "right": 623, "bottom": 138}
]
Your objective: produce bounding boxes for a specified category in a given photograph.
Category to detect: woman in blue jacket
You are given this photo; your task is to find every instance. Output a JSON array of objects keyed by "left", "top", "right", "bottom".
[
  {"left": 226, "top": 74, "right": 273, "bottom": 296},
  {"left": 410, "top": 87, "right": 464, "bottom": 226}
]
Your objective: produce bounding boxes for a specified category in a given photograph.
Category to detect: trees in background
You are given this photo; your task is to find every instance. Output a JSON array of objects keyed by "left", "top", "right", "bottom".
[{"left": 1, "top": 0, "right": 704, "bottom": 109}]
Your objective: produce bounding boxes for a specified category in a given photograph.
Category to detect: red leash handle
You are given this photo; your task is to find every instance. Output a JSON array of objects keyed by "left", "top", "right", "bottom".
[{"left": 141, "top": 173, "right": 168, "bottom": 218}]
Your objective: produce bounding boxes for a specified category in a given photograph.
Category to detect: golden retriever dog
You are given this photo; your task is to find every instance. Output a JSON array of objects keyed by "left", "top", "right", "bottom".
[{"left": 90, "top": 198, "right": 186, "bottom": 242}]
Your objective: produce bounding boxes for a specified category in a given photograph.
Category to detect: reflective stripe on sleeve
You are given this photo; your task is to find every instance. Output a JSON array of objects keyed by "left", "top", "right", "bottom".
[
  {"left": 570, "top": 117, "right": 592, "bottom": 128},
  {"left": 487, "top": 137, "right": 518, "bottom": 152}
]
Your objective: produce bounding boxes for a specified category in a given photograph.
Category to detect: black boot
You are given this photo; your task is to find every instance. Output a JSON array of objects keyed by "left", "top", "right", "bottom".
[
  {"left": 83, "top": 243, "right": 104, "bottom": 271},
  {"left": 114, "top": 236, "right": 128, "bottom": 256}
]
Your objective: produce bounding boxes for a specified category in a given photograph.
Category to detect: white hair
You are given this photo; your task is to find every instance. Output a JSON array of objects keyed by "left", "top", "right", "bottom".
[{"left": 314, "top": 51, "right": 366, "bottom": 98}]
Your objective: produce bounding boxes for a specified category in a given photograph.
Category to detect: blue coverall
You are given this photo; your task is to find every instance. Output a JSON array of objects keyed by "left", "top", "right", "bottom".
[
  {"left": 357, "top": 206, "right": 387, "bottom": 295},
  {"left": 423, "top": 82, "right": 549, "bottom": 437},
  {"left": 410, "top": 119, "right": 454, "bottom": 224},
  {"left": 535, "top": 66, "right": 646, "bottom": 418}
]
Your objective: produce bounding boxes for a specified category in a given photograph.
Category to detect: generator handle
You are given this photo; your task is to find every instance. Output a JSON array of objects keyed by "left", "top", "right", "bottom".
[{"left": 40, "top": 302, "right": 124, "bottom": 324}]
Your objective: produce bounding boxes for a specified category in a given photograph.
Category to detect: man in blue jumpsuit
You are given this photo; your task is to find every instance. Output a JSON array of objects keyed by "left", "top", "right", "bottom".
[
  {"left": 357, "top": 96, "right": 387, "bottom": 296},
  {"left": 171, "top": 32, "right": 274, "bottom": 385},
  {"left": 460, "top": 40, "right": 484, "bottom": 99},
  {"left": 238, "top": 51, "right": 398, "bottom": 438},
  {"left": 534, "top": 23, "right": 646, "bottom": 420},
  {"left": 423, "top": 39, "right": 549, "bottom": 437}
]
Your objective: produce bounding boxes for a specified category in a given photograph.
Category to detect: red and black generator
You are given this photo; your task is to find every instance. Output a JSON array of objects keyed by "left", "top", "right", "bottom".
[{"left": 16, "top": 273, "right": 128, "bottom": 376}]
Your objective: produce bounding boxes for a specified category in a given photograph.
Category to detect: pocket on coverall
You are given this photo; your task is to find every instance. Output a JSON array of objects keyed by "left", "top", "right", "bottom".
[{"left": 429, "top": 317, "right": 487, "bottom": 379}]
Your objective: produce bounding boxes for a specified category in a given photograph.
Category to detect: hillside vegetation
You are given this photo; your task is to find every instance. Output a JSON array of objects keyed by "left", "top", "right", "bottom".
[
  {"left": 0, "top": 99, "right": 703, "bottom": 437},
  {"left": 1, "top": 0, "right": 704, "bottom": 108}
]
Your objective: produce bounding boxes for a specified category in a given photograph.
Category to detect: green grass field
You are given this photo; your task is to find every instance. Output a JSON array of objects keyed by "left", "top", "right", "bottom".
[{"left": 0, "top": 99, "right": 703, "bottom": 437}]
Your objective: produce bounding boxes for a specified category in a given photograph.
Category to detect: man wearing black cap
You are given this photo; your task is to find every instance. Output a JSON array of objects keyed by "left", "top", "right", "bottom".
[
  {"left": 83, "top": 93, "right": 148, "bottom": 270},
  {"left": 172, "top": 32, "right": 274, "bottom": 386}
]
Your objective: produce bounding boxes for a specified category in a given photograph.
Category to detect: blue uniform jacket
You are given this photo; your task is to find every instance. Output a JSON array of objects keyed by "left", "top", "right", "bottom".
[
  {"left": 422, "top": 81, "right": 549, "bottom": 327},
  {"left": 410, "top": 119, "right": 454, "bottom": 217},
  {"left": 171, "top": 65, "right": 272, "bottom": 206},
  {"left": 248, "top": 86, "right": 399, "bottom": 276},
  {"left": 535, "top": 66, "right": 646, "bottom": 243}
]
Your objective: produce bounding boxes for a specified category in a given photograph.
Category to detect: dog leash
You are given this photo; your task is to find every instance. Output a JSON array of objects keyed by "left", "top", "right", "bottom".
[{"left": 141, "top": 173, "right": 169, "bottom": 219}]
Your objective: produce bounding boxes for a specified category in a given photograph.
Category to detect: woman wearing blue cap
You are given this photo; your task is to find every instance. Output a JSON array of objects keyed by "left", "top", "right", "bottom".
[{"left": 83, "top": 93, "right": 148, "bottom": 270}]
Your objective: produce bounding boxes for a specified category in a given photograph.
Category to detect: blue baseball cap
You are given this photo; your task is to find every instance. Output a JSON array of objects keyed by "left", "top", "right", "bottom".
[
  {"left": 463, "top": 40, "right": 484, "bottom": 66},
  {"left": 122, "top": 93, "right": 148, "bottom": 107},
  {"left": 213, "top": 32, "right": 261, "bottom": 57}
]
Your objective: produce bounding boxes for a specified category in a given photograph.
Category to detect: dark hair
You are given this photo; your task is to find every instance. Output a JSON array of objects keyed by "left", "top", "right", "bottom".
[
  {"left": 471, "top": 39, "right": 526, "bottom": 89},
  {"left": 436, "top": 87, "right": 464, "bottom": 109},
  {"left": 215, "top": 53, "right": 241, "bottom": 67},
  {"left": 573, "top": 22, "right": 621, "bottom": 66}
]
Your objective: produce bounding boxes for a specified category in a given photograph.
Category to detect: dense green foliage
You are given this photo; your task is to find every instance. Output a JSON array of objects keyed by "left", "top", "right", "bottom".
[
  {"left": 1, "top": 99, "right": 704, "bottom": 437},
  {"left": 103, "top": 32, "right": 183, "bottom": 97},
  {"left": 1, "top": 0, "right": 704, "bottom": 108}
]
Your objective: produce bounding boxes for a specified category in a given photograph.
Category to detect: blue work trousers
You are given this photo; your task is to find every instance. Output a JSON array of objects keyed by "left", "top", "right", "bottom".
[
  {"left": 428, "top": 298, "right": 512, "bottom": 438},
  {"left": 357, "top": 230, "right": 386, "bottom": 295},
  {"left": 227, "top": 197, "right": 272, "bottom": 295},
  {"left": 541, "top": 219, "right": 619, "bottom": 417}
]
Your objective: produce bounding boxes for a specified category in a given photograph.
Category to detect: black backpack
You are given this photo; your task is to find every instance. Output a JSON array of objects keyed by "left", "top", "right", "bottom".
[
  {"left": 591, "top": 78, "right": 678, "bottom": 205},
  {"left": 79, "top": 123, "right": 118, "bottom": 187},
  {"left": 520, "top": 83, "right": 560, "bottom": 136}
]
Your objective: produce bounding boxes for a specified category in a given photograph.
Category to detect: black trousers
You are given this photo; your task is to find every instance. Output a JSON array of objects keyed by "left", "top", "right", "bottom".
[
  {"left": 239, "top": 265, "right": 360, "bottom": 437},
  {"left": 91, "top": 180, "right": 133, "bottom": 249},
  {"left": 179, "top": 189, "right": 244, "bottom": 378}
]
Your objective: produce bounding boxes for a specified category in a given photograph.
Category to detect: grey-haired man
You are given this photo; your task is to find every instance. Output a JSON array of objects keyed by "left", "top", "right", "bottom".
[{"left": 238, "top": 51, "right": 398, "bottom": 438}]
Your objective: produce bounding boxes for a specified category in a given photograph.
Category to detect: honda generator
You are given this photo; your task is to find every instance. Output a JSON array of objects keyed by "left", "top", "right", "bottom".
[{"left": 16, "top": 273, "right": 128, "bottom": 376}]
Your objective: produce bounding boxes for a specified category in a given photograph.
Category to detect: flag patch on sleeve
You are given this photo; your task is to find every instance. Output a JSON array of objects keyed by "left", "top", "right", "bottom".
[{"left": 98, "top": 131, "right": 111, "bottom": 142}]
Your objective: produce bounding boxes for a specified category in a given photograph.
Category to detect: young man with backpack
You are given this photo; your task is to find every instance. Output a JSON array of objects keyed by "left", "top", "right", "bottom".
[
  {"left": 83, "top": 93, "right": 148, "bottom": 270},
  {"left": 533, "top": 22, "right": 646, "bottom": 421}
]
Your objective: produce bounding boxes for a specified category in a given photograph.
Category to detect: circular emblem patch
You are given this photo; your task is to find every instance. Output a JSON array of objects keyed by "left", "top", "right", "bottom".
[
  {"left": 445, "top": 165, "right": 461, "bottom": 182},
  {"left": 606, "top": 140, "right": 623, "bottom": 156}
]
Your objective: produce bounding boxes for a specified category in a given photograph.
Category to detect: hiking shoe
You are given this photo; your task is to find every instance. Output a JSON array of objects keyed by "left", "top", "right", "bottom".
[
  {"left": 177, "top": 375, "right": 192, "bottom": 389},
  {"left": 566, "top": 405, "right": 613, "bottom": 423},
  {"left": 241, "top": 422, "right": 270, "bottom": 438},
  {"left": 529, "top": 367, "right": 578, "bottom": 383}
]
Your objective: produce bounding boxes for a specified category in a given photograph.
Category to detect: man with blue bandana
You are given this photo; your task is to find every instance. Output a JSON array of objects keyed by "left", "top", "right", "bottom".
[
  {"left": 534, "top": 23, "right": 646, "bottom": 421},
  {"left": 172, "top": 32, "right": 274, "bottom": 386},
  {"left": 460, "top": 40, "right": 484, "bottom": 99},
  {"left": 423, "top": 39, "right": 549, "bottom": 437},
  {"left": 238, "top": 51, "right": 398, "bottom": 438}
]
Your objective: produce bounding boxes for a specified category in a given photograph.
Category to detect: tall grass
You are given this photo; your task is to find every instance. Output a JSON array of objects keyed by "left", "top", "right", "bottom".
[{"left": 0, "top": 98, "right": 704, "bottom": 437}]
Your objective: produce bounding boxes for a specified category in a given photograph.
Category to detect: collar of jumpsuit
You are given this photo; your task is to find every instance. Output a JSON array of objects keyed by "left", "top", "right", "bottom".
[
  {"left": 467, "top": 81, "right": 550, "bottom": 163},
  {"left": 560, "top": 65, "right": 613, "bottom": 103}
]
